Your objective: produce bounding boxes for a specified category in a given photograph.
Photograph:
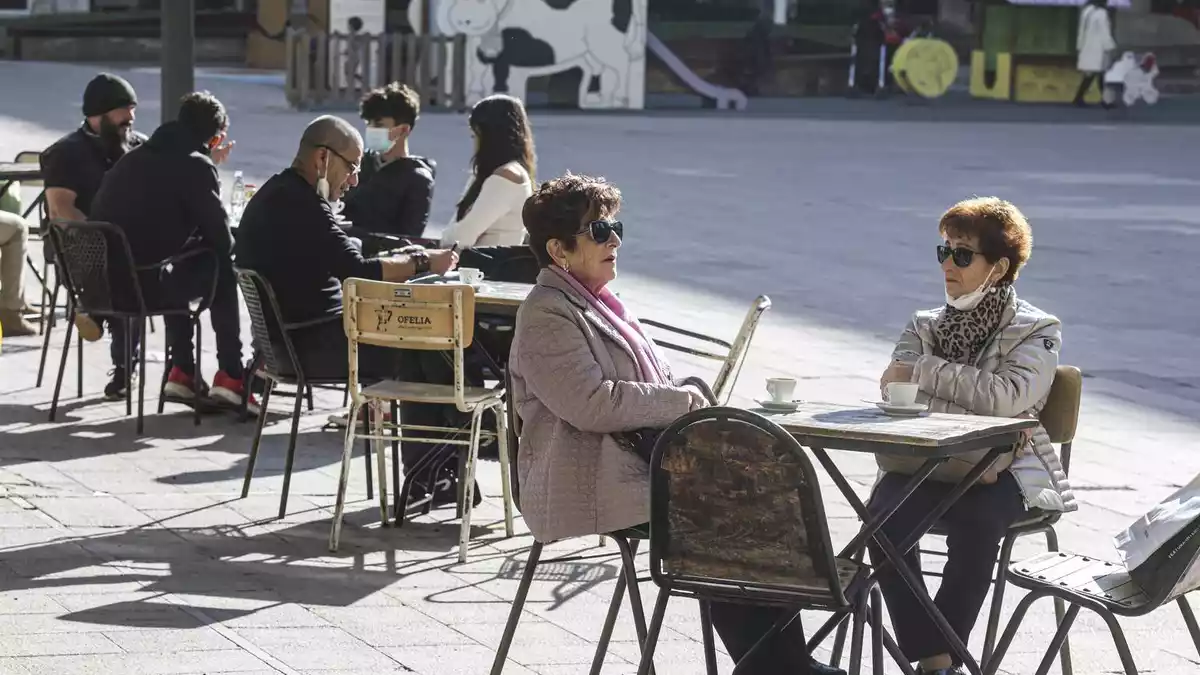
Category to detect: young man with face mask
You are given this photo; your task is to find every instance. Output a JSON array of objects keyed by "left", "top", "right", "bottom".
[
  {"left": 40, "top": 73, "right": 147, "bottom": 383},
  {"left": 90, "top": 91, "right": 248, "bottom": 407},
  {"left": 341, "top": 82, "right": 435, "bottom": 244}
]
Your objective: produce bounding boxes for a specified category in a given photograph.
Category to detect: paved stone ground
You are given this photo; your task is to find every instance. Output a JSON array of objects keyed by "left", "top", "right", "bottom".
[{"left": 1, "top": 60, "right": 1199, "bottom": 674}]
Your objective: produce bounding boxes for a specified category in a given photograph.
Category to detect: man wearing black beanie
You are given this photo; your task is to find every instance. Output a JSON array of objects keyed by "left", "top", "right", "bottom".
[{"left": 40, "top": 72, "right": 147, "bottom": 398}]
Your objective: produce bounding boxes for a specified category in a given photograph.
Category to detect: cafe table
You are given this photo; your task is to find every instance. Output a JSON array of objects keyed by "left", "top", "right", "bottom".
[
  {"left": 746, "top": 401, "right": 1038, "bottom": 675},
  {"left": 0, "top": 162, "right": 41, "bottom": 194}
]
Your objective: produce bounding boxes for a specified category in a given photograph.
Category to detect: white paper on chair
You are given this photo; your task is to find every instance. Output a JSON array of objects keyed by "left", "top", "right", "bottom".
[{"left": 1114, "top": 472, "right": 1200, "bottom": 600}]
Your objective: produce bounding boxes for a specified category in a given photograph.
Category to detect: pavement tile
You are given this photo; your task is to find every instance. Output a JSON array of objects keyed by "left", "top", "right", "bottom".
[
  {"left": 382, "top": 644, "right": 540, "bottom": 675},
  {"left": 308, "top": 605, "right": 468, "bottom": 647},
  {"left": 26, "top": 496, "right": 151, "bottom": 528},
  {"left": 0, "top": 649, "right": 271, "bottom": 674},
  {"left": 101, "top": 627, "right": 236, "bottom": 652},
  {"left": 232, "top": 626, "right": 401, "bottom": 671},
  {"left": 0, "top": 633, "right": 123, "bottom": 658},
  {"left": 0, "top": 591, "right": 66, "bottom": 615}
]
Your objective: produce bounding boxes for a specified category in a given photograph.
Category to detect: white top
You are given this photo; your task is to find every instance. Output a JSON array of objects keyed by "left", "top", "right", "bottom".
[{"left": 440, "top": 162, "right": 533, "bottom": 248}]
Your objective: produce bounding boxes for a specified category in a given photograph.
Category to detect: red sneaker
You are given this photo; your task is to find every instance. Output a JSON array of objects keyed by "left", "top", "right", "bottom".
[
  {"left": 211, "top": 370, "right": 259, "bottom": 415},
  {"left": 163, "top": 367, "right": 205, "bottom": 400}
]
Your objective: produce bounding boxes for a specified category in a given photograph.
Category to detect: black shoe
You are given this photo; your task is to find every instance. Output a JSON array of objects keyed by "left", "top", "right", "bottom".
[
  {"left": 104, "top": 368, "right": 131, "bottom": 400},
  {"left": 431, "top": 476, "right": 483, "bottom": 508},
  {"left": 405, "top": 476, "right": 484, "bottom": 509},
  {"left": 810, "top": 660, "right": 846, "bottom": 675}
]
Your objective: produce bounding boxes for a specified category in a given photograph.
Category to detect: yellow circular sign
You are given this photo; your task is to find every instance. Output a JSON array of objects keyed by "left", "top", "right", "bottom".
[{"left": 891, "top": 38, "right": 959, "bottom": 99}]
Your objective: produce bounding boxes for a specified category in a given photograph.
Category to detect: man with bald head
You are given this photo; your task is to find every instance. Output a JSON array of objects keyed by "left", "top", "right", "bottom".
[{"left": 234, "top": 115, "right": 458, "bottom": 382}]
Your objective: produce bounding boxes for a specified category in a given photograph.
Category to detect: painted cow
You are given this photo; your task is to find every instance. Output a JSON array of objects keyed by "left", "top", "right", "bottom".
[{"left": 432, "top": 0, "right": 646, "bottom": 108}]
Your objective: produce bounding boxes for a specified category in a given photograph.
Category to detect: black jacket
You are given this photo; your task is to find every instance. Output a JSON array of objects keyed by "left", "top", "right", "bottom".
[
  {"left": 234, "top": 168, "right": 383, "bottom": 326},
  {"left": 91, "top": 120, "right": 231, "bottom": 267},
  {"left": 341, "top": 152, "right": 435, "bottom": 238}
]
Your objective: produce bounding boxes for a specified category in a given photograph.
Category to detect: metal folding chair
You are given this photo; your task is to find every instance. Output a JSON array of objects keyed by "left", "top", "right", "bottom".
[
  {"left": 490, "top": 366, "right": 666, "bottom": 675},
  {"left": 985, "top": 524, "right": 1200, "bottom": 675},
  {"left": 329, "top": 279, "right": 514, "bottom": 561},
  {"left": 642, "top": 294, "right": 771, "bottom": 405}
]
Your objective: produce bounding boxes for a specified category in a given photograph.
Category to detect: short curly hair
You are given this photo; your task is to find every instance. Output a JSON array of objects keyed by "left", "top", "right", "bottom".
[
  {"left": 359, "top": 82, "right": 420, "bottom": 127},
  {"left": 939, "top": 197, "right": 1033, "bottom": 285},
  {"left": 523, "top": 173, "right": 622, "bottom": 267},
  {"left": 177, "top": 91, "right": 227, "bottom": 145}
]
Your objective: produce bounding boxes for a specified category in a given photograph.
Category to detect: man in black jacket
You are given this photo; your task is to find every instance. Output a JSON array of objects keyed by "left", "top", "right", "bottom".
[
  {"left": 341, "top": 82, "right": 435, "bottom": 247},
  {"left": 90, "top": 91, "right": 249, "bottom": 408}
]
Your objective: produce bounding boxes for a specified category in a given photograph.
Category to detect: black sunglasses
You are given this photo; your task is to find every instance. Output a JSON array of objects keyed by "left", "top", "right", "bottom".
[
  {"left": 319, "top": 144, "right": 361, "bottom": 175},
  {"left": 937, "top": 244, "right": 978, "bottom": 268},
  {"left": 579, "top": 220, "right": 623, "bottom": 243}
]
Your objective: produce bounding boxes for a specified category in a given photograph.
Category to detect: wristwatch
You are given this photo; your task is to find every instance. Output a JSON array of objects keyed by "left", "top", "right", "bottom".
[{"left": 411, "top": 250, "right": 431, "bottom": 275}]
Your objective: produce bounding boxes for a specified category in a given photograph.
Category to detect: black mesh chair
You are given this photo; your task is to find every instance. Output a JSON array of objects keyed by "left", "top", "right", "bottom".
[
  {"left": 637, "top": 407, "right": 893, "bottom": 675},
  {"left": 47, "top": 220, "right": 215, "bottom": 433},
  {"left": 490, "top": 368, "right": 657, "bottom": 675},
  {"left": 235, "top": 267, "right": 374, "bottom": 520}
]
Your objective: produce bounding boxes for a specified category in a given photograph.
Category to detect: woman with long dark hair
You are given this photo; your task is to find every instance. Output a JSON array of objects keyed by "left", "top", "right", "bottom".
[{"left": 439, "top": 94, "right": 535, "bottom": 248}]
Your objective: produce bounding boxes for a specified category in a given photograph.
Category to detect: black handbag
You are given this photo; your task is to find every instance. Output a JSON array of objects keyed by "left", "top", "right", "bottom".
[{"left": 615, "top": 376, "right": 717, "bottom": 463}]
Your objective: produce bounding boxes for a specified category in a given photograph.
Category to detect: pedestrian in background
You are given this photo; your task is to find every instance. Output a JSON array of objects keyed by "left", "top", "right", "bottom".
[{"left": 1074, "top": 0, "right": 1117, "bottom": 108}]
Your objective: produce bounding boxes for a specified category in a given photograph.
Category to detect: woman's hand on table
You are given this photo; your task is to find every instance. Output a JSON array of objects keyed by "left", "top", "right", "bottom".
[
  {"left": 879, "top": 360, "right": 915, "bottom": 396},
  {"left": 429, "top": 248, "right": 460, "bottom": 275}
]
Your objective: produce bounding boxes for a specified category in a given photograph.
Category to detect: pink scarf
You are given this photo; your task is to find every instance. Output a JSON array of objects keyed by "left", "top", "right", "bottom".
[{"left": 550, "top": 266, "right": 669, "bottom": 385}]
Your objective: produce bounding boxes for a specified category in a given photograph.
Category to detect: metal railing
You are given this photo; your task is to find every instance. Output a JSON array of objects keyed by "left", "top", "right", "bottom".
[{"left": 285, "top": 29, "right": 467, "bottom": 111}]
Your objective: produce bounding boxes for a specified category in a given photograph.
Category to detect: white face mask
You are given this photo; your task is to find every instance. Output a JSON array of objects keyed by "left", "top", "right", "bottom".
[
  {"left": 945, "top": 264, "right": 998, "bottom": 311},
  {"left": 363, "top": 126, "right": 393, "bottom": 154}
]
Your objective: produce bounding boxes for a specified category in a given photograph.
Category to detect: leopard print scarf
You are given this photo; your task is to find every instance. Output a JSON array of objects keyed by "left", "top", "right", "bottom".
[{"left": 933, "top": 285, "right": 1013, "bottom": 365}]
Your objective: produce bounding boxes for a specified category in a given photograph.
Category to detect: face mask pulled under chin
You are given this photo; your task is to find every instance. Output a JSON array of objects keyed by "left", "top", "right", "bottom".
[
  {"left": 945, "top": 265, "right": 997, "bottom": 311},
  {"left": 316, "top": 152, "right": 332, "bottom": 200}
]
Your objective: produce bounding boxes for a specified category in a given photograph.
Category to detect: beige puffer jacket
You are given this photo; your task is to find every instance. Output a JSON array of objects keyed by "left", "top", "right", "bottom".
[{"left": 889, "top": 290, "right": 1077, "bottom": 513}]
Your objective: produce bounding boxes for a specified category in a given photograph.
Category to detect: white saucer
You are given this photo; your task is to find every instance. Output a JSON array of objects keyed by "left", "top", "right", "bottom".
[
  {"left": 871, "top": 400, "right": 928, "bottom": 417},
  {"left": 757, "top": 400, "right": 801, "bottom": 412}
]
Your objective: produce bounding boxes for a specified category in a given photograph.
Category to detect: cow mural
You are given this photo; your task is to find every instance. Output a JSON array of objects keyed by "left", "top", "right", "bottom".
[{"left": 414, "top": 0, "right": 647, "bottom": 109}]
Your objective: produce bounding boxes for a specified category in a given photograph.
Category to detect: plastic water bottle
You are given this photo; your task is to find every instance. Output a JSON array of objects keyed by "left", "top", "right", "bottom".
[{"left": 230, "top": 170, "right": 246, "bottom": 221}]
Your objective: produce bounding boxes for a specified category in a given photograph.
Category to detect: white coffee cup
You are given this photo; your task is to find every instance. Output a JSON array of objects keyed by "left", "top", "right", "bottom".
[
  {"left": 459, "top": 267, "right": 484, "bottom": 285},
  {"left": 886, "top": 382, "right": 919, "bottom": 406},
  {"left": 766, "top": 377, "right": 797, "bottom": 404}
]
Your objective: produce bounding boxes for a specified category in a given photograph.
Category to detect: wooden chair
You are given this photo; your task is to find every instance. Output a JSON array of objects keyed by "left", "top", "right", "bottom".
[
  {"left": 329, "top": 279, "right": 514, "bottom": 561},
  {"left": 984, "top": 522, "right": 1200, "bottom": 675},
  {"left": 637, "top": 407, "right": 892, "bottom": 675},
  {"left": 842, "top": 365, "right": 1082, "bottom": 673},
  {"left": 47, "top": 220, "right": 214, "bottom": 433},
  {"left": 235, "top": 267, "right": 375, "bottom": 519}
]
